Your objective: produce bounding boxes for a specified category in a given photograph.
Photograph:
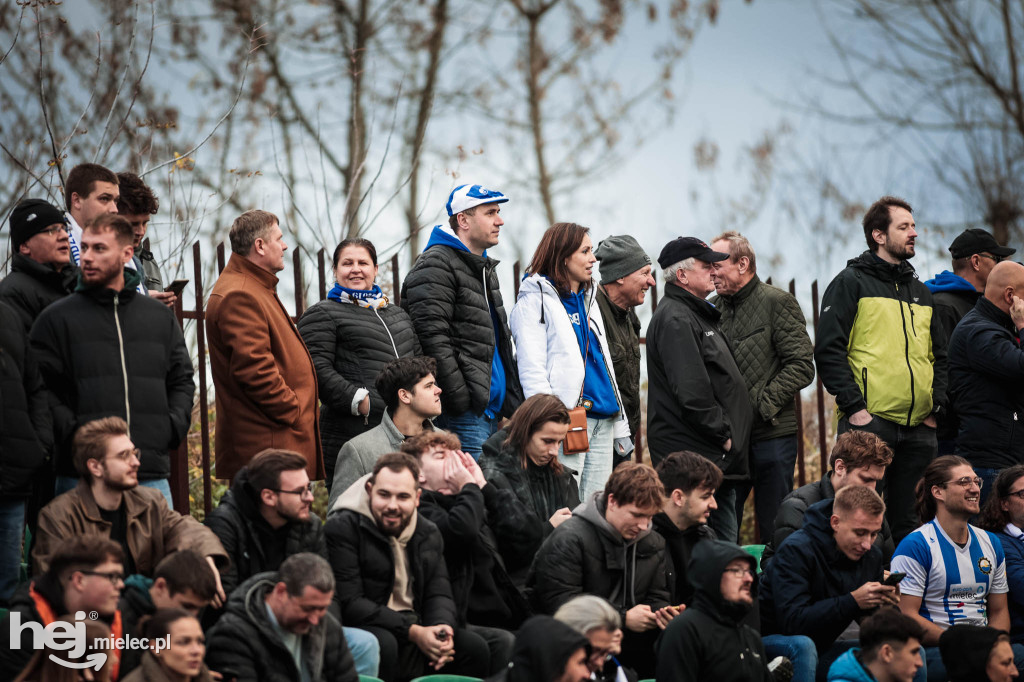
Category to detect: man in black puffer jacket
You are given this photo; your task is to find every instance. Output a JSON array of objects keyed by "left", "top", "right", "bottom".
[
  {"left": 656, "top": 540, "right": 773, "bottom": 682},
  {"left": 401, "top": 184, "right": 523, "bottom": 459},
  {"left": 0, "top": 198, "right": 79, "bottom": 332},
  {"left": 325, "top": 453, "right": 489, "bottom": 682},
  {"left": 206, "top": 554, "right": 358, "bottom": 682},
  {"left": 527, "top": 463, "right": 672, "bottom": 678},
  {"left": 0, "top": 301, "right": 51, "bottom": 605},
  {"left": 29, "top": 214, "right": 193, "bottom": 501},
  {"left": 949, "top": 261, "right": 1024, "bottom": 497}
]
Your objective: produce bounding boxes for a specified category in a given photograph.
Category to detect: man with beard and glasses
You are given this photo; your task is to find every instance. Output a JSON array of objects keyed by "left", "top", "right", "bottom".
[
  {"left": 815, "top": 196, "right": 946, "bottom": 546},
  {"left": 31, "top": 417, "right": 228, "bottom": 605},
  {"left": 656, "top": 540, "right": 773, "bottom": 682},
  {"left": 205, "top": 448, "right": 382, "bottom": 677},
  {"left": 325, "top": 452, "right": 489, "bottom": 682},
  {"left": 30, "top": 213, "right": 194, "bottom": 504},
  {"left": 892, "top": 455, "right": 1024, "bottom": 681},
  {"left": 206, "top": 552, "right": 358, "bottom": 682}
]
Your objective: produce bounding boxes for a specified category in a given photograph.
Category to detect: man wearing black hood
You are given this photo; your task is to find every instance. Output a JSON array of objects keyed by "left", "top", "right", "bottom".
[
  {"left": 656, "top": 539, "right": 772, "bottom": 681},
  {"left": 527, "top": 462, "right": 673, "bottom": 678},
  {"left": 815, "top": 196, "right": 945, "bottom": 545},
  {"left": 485, "top": 615, "right": 591, "bottom": 682}
]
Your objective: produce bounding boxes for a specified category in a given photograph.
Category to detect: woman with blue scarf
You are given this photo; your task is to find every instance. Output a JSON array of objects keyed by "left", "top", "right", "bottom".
[
  {"left": 509, "top": 223, "right": 633, "bottom": 501},
  {"left": 298, "top": 238, "right": 421, "bottom": 486}
]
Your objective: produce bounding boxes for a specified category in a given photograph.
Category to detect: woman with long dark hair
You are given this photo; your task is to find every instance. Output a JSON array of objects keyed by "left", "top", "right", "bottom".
[
  {"left": 121, "top": 609, "right": 213, "bottom": 682},
  {"left": 298, "top": 238, "right": 420, "bottom": 487},
  {"left": 979, "top": 464, "right": 1024, "bottom": 646},
  {"left": 509, "top": 223, "right": 631, "bottom": 500}
]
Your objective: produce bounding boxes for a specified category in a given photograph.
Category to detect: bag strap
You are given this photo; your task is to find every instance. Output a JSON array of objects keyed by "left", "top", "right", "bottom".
[{"left": 576, "top": 294, "right": 591, "bottom": 407}]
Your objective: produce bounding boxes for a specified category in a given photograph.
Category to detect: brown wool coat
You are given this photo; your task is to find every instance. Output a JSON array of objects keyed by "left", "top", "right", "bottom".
[
  {"left": 206, "top": 254, "right": 324, "bottom": 481},
  {"left": 32, "top": 480, "right": 228, "bottom": 576}
]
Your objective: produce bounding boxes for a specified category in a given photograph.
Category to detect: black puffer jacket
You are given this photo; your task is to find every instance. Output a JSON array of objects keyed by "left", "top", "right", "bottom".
[
  {"left": 419, "top": 484, "right": 535, "bottom": 628},
  {"left": 29, "top": 269, "right": 195, "bottom": 479},
  {"left": 297, "top": 298, "right": 420, "bottom": 469},
  {"left": 949, "top": 296, "right": 1024, "bottom": 469},
  {"left": 324, "top": 484, "right": 457, "bottom": 637},
  {"left": 761, "top": 473, "right": 895, "bottom": 568},
  {"left": 646, "top": 283, "right": 752, "bottom": 475},
  {"left": 205, "top": 573, "right": 357, "bottom": 682},
  {"left": 479, "top": 428, "right": 580, "bottom": 544},
  {"left": 0, "top": 253, "right": 78, "bottom": 332},
  {"left": 526, "top": 491, "right": 670, "bottom": 619},
  {"left": 0, "top": 301, "right": 51, "bottom": 499},
  {"left": 655, "top": 541, "right": 772, "bottom": 682},
  {"left": 401, "top": 227, "right": 523, "bottom": 418},
  {"left": 205, "top": 467, "right": 326, "bottom": 596}
]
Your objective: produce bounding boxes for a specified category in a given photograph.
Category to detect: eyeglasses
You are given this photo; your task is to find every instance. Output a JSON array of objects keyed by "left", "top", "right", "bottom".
[
  {"left": 1006, "top": 489, "right": 1024, "bottom": 500},
  {"left": 978, "top": 253, "right": 1004, "bottom": 263},
  {"left": 723, "top": 566, "right": 755, "bottom": 578},
  {"left": 107, "top": 448, "right": 140, "bottom": 462},
  {"left": 39, "top": 224, "right": 68, "bottom": 237},
  {"left": 947, "top": 476, "right": 984, "bottom": 489},
  {"left": 79, "top": 570, "right": 125, "bottom": 586},
  {"left": 272, "top": 483, "right": 315, "bottom": 497}
]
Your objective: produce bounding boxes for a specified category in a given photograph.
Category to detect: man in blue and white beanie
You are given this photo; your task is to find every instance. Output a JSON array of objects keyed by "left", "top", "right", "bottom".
[{"left": 400, "top": 184, "right": 523, "bottom": 459}]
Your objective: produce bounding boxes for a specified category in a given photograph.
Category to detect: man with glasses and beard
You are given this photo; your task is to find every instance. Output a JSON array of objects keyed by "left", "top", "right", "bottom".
[
  {"left": 892, "top": 456, "right": 1024, "bottom": 680},
  {"left": 31, "top": 417, "right": 227, "bottom": 604},
  {"left": 325, "top": 452, "right": 489, "bottom": 682},
  {"left": 205, "top": 448, "right": 382, "bottom": 676}
]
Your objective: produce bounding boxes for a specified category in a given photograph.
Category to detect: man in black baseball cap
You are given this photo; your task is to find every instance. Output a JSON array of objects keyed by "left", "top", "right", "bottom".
[
  {"left": 645, "top": 236, "right": 752, "bottom": 543},
  {"left": 924, "top": 228, "right": 1016, "bottom": 453},
  {"left": 0, "top": 198, "right": 77, "bottom": 332}
]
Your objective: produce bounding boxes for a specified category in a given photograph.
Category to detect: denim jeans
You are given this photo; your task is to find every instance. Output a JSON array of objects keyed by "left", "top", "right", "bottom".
[
  {"left": 839, "top": 415, "right": 937, "bottom": 544},
  {"left": 924, "top": 642, "right": 1024, "bottom": 681},
  {"left": 139, "top": 478, "right": 174, "bottom": 509},
  {"left": 708, "top": 482, "right": 740, "bottom": 544},
  {"left": 55, "top": 475, "right": 78, "bottom": 497},
  {"left": 734, "top": 435, "right": 798, "bottom": 541},
  {"left": 0, "top": 499, "right": 25, "bottom": 603},
  {"left": 559, "top": 416, "right": 615, "bottom": 502},
  {"left": 435, "top": 411, "right": 499, "bottom": 461},
  {"left": 343, "top": 626, "right": 381, "bottom": 677}
]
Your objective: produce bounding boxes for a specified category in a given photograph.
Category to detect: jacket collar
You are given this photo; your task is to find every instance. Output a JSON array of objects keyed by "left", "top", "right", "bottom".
[
  {"left": 12, "top": 252, "right": 77, "bottom": 289},
  {"left": 75, "top": 479, "right": 151, "bottom": 522},
  {"left": 725, "top": 274, "right": 760, "bottom": 303},
  {"left": 74, "top": 267, "right": 143, "bottom": 303},
  {"left": 663, "top": 281, "right": 721, "bottom": 321},
  {"left": 226, "top": 252, "right": 280, "bottom": 290},
  {"left": 975, "top": 296, "right": 1017, "bottom": 332},
  {"left": 597, "top": 285, "right": 631, "bottom": 319}
]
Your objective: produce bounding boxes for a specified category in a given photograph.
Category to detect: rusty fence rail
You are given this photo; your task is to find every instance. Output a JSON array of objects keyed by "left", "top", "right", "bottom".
[{"left": 169, "top": 242, "right": 835, "bottom": 521}]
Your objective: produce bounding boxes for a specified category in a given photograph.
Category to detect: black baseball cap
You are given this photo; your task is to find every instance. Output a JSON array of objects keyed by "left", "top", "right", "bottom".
[
  {"left": 948, "top": 228, "right": 1016, "bottom": 259},
  {"left": 657, "top": 236, "right": 729, "bottom": 268}
]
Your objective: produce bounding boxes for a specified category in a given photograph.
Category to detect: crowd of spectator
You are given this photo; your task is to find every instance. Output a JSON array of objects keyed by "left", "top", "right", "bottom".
[{"left": 2, "top": 165, "right": 1023, "bottom": 682}]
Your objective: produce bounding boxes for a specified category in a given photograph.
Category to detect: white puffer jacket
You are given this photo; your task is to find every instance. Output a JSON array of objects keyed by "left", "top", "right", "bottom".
[{"left": 509, "top": 273, "right": 631, "bottom": 439}]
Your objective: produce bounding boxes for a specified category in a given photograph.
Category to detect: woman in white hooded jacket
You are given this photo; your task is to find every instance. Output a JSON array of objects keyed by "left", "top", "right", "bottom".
[{"left": 510, "top": 222, "right": 632, "bottom": 499}]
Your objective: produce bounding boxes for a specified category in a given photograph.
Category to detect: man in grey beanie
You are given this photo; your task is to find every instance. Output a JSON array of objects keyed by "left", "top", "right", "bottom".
[{"left": 594, "top": 235, "right": 655, "bottom": 466}]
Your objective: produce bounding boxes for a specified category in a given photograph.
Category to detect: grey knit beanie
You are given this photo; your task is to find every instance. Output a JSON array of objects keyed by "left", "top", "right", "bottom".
[{"left": 595, "top": 235, "right": 652, "bottom": 285}]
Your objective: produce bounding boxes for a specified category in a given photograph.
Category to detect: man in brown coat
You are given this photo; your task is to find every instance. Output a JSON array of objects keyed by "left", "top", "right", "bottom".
[
  {"left": 206, "top": 209, "right": 323, "bottom": 481},
  {"left": 32, "top": 417, "right": 228, "bottom": 604}
]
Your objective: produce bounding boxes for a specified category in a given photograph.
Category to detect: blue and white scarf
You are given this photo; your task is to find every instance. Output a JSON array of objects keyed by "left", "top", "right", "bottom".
[{"left": 327, "top": 282, "right": 388, "bottom": 309}]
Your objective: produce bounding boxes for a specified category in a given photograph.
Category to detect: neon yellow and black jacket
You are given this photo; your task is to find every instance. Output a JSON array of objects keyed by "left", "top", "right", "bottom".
[{"left": 814, "top": 251, "right": 947, "bottom": 426}]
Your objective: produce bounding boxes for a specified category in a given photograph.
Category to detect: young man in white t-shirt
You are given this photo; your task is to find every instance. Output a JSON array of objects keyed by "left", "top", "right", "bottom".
[{"left": 891, "top": 455, "right": 1024, "bottom": 680}]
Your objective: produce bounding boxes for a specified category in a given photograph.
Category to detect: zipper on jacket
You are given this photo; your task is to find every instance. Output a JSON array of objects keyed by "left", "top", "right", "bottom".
[
  {"left": 894, "top": 282, "right": 916, "bottom": 424},
  {"left": 113, "top": 294, "right": 131, "bottom": 433},
  {"left": 372, "top": 308, "right": 400, "bottom": 358},
  {"left": 862, "top": 367, "right": 868, "bottom": 408}
]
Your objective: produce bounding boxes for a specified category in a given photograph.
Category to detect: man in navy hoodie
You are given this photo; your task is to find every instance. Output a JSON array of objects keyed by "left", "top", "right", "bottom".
[
  {"left": 760, "top": 485, "right": 923, "bottom": 681},
  {"left": 925, "top": 228, "right": 1016, "bottom": 454},
  {"left": 401, "top": 185, "right": 523, "bottom": 459}
]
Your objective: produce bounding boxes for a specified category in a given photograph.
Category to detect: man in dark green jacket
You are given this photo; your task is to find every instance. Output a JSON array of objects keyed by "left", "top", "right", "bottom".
[
  {"left": 814, "top": 196, "right": 946, "bottom": 545},
  {"left": 710, "top": 231, "right": 814, "bottom": 541},
  {"left": 593, "top": 235, "right": 655, "bottom": 466}
]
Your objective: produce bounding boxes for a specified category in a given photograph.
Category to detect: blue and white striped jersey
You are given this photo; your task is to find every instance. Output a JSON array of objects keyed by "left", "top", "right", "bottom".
[{"left": 891, "top": 519, "right": 1007, "bottom": 628}]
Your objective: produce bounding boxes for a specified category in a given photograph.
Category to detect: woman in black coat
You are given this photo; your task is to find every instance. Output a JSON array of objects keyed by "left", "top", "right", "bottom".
[{"left": 298, "top": 238, "right": 420, "bottom": 486}]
